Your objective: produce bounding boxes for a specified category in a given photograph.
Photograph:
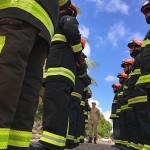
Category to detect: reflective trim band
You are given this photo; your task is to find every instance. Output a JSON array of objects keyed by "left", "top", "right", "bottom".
[
  {"left": 142, "top": 39, "right": 150, "bottom": 48},
  {"left": 121, "top": 140, "right": 128, "bottom": 145},
  {"left": 84, "top": 87, "right": 88, "bottom": 91},
  {"left": 121, "top": 104, "right": 129, "bottom": 110},
  {"left": 113, "top": 100, "right": 117, "bottom": 104},
  {"left": 66, "top": 135, "right": 74, "bottom": 141},
  {"left": 118, "top": 92, "right": 123, "bottom": 96},
  {"left": 130, "top": 142, "right": 138, "bottom": 149},
  {"left": 80, "top": 101, "right": 85, "bottom": 106},
  {"left": 71, "top": 92, "right": 82, "bottom": 100},
  {"left": 59, "top": 0, "right": 68, "bottom": 6},
  {"left": 0, "top": 36, "right": 6, "bottom": 54},
  {"left": 84, "top": 111, "right": 88, "bottom": 115},
  {"left": 123, "top": 85, "right": 128, "bottom": 90},
  {"left": 71, "top": 43, "right": 82, "bottom": 53},
  {"left": 137, "top": 143, "right": 144, "bottom": 150},
  {"left": 8, "top": 129, "right": 31, "bottom": 147},
  {"left": 79, "top": 72, "right": 86, "bottom": 78},
  {"left": 0, "top": 128, "right": 9, "bottom": 149},
  {"left": 136, "top": 74, "right": 150, "bottom": 85},
  {"left": 128, "top": 96, "right": 147, "bottom": 105},
  {"left": 85, "top": 119, "right": 88, "bottom": 123},
  {"left": 142, "top": 144, "right": 150, "bottom": 150},
  {"left": 116, "top": 108, "right": 121, "bottom": 113},
  {"left": 52, "top": 34, "right": 66, "bottom": 42},
  {"left": 114, "top": 140, "right": 121, "bottom": 144},
  {"left": 74, "top": 139, "right": 78, "bottom": 143},
  {"left": 80, "top": 136, "right": 84, "bottom": 140},
  {"left": 40, "top": 131, "right": 66, "bottom": 147},
  {"left": 110, "top": 114, "right": 119, "bottom": 118},
  {"left": 46, "top": 67, "right": 75, "bottom": 85},
  {"left": 43, "top": 72, "right": 47, "bottom": 79},
  {"left": 130, "top": 69, "right": 141, "bottom": 76},
  {"left": 0, "top": 0, "right": 54, "bottom": 39}
]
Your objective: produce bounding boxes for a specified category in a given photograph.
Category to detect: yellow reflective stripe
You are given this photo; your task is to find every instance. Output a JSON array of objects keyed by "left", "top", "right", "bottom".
[
  {"left": 0, "top": 128, "right": 9, "bottom": 149},
  {"left": 137, "top": 143, "right": 144, "bottom": 150},
  {"left": 52, "top": 34, "right": 67, "bottom": 42},
  {"left": 0, "top": 36, "right": 6, "bottom": 54},
  {"left": 113, "top": 100, "right": 117, "bottom": 104},
  {"left": 84, "top": 111, "right": 87, "bottom": 115},
  {"left": 71, "top": 92, "right": 82, "bottom": 100},
  {"left": 79, "top": 72, "right": 86, "bottom": 78},
  {"left": 130, "top": 142, "right": 138, "bottom": 149},
  {"left": 8, "top": 130, "right": 32, "bottom": 147},
  {"left": 84, "top": 87, "right": 88, "bottom": 91},
  {"left": 128, "top": 96, "right": 147, "bottom": 105},
  {"left": 142, "top": 144, "right": 150, "bottom": 150},
  {"left": 80, "top": 101, "right": 85, "bottom": 106},
  {"left": 80, "top": 136, "right": 84, "bottom": 140},
  {"left": 114, "top": 140, "right": 121, "bottom": 143},
  {"left": 43, "top": 72, "right": 47, "bottom": 79},
  {"left": 59, "top": 0, "right": 68, "bottom": 6},
  {"left": 0, "top": 0, "right": 54, "bottom": 39},
  {"left": 142, "top": 39, "right": 150, "bottom": 48},
  {"left": 40, "top": 131, "right": 66, "bottom": 147},
  {"left": 66, "top": 135, "right": 74, "bottom": 141},
  {"left": 110, "top": 114, "right": 119, "bottom": 118},
  {"left": 116, "top": 108, "right": 121, "bottom": 113},
  {"left": 121, "top": 104, "right": 129, "bottom": 110},
  {"left": 71, "top": 43, "right": 82, "bottom": 53},
  {"left": 118, "top": 92, "right": 123, "bottom": 96},
  {"left": 123, "top": 85, "right": 128, "bottom": 90},
  {"left": 136, "top": 74, "right": 150, "bottom": 85},
  {"left": 130, "top": 69, "right": 141, "bottom": 77},
  {"left": 46, "top": 67, "right": 75, "bottom": 84}
]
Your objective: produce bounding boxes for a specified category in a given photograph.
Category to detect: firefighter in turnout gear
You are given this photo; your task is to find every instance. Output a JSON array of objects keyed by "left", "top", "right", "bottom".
[
  {"left": 0, "top": 0, "right": 71, "bottom": 150},
  {"left": 128, "top": 39, "right": 150, "bottom": 150},
  {"left": 119, "top": 59, "right": 134, "bottom": 149},
  {"left": 110, "top": 83, "right": 121, "bottom": 146},
  {"left": 30, "top": 2, "right": 84, "bottom": 150}
]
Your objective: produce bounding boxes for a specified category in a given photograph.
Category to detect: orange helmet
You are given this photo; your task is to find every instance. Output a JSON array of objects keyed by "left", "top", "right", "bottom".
[
  {"left": 117, "top": 72, "right": 128, "bottom": 79},
  {"left": 128, "top": 40, "right": 143, "bottom": 49},
  {"left": 81, "top": 38, "right": 86, "bottom": 47},
  {"left": 69, "top": 3, "right": 78, "bottom": 17},
  {"left": 112, "top": 83, "right": 121, "bottom": 88},
  {"left": 121, "top": 59, "right": 134, "bottom": 68}
]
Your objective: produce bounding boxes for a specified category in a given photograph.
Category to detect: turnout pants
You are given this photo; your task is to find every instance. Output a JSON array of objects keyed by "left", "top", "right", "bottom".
[
  {"left": 0, "top": 18, "right": 48, "bottom": 150},
  {"left": 113, "top": 118, "right": 120, "bottom": 145},
  {"left": 39, "top": 81, "right": 71, "bottom": 150}
]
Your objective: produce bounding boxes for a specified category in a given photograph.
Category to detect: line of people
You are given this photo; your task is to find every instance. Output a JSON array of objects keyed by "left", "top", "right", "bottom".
[
  {"left": 0, "top": 0, "right": 96, "bottom": 150},
  {"left": 110, "top": 1, "right": 150, "bottom": 150}
]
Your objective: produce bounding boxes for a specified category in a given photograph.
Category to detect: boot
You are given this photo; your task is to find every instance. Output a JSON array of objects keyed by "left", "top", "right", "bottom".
[
  {"left": 94, "top": 137, "right": 97, "bottom": 144},
  {"left": 87, "top": 137, "right": 92, "bottom": 143}
]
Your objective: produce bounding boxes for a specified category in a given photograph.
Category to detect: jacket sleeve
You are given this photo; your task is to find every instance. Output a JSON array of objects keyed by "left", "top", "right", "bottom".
[
  {"left": 60, "top": 16, "right": 83, "bottom": 61},
  {"left": 59, "top": 0, "right": 71, "bottom": 8}
]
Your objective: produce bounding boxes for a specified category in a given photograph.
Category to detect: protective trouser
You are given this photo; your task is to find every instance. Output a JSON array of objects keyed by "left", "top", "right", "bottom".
[
  {"left": 0, "top": 18, "right": 48, "bottom": 150},
  {"left": 120, "top": 111, "right": 128, "bottom": 147},
  {"left": 66, "top": 97, "right": 80, "bottom": 148},
  {"left": 126, "top": 108, "right": 142, "bottom": 149},
  {"left": 113, "top": 118, "right": 121, "bottom": 145},
  {"left": 134, "top": 102, "right": 150, "bottom": 149},
  {"left": 39, "top": 81, "right": 71, "bottom": 150}
]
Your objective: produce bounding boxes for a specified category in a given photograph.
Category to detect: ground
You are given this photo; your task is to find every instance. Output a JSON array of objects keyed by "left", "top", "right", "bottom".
[{"left": 65, "top": 142, "right": 119, "bottom": 150}]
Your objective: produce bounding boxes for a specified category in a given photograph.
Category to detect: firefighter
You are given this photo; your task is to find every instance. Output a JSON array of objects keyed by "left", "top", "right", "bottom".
[
  {"left": 119, "top": 59, "right": 134, "bottom": 149},
  {"left": 0, "top": 1, "right": 71, "bottom": 150},
  {"left": 30, "top": 3, "right": 85, "bottom": 150},
  {"left": 65, "top": 52, "right": 87, "bottom": 149},
  {"left": 110, "top": 83, "right": 121, "bottom": 146},
  {"left": 115, "top": 72, "right": 128, "bottom": 148},
  {"left": 128, "top": 39, "right": 150, "bottom": 150}
]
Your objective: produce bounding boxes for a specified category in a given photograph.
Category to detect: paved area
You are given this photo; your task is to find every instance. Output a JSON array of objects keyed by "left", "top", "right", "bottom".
[{"left": 65, "top": 142, "right": 119, "bottom": 150}]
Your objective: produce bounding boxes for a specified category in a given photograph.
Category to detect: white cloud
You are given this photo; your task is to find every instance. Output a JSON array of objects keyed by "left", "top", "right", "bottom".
[
  {"left": 95, "top": 36, "right": 105, "bottom": 48},
  {"left": 79, "top": 25, "right": 91, "bottom": 57},
  {"left": 103, "top": 110, "right": 112, "bottom": 122},
  {"left": 104, "top": 75, "right": 118, "bottom": 82},
  {"left": 107, "top": 21, "right": 126, "bottom": 47},
  {"left": 86, "top": 0, "right": 129, "bottom": 15},
  {"left": 127, "top": 32, "right": 145, "bottom": 41}
]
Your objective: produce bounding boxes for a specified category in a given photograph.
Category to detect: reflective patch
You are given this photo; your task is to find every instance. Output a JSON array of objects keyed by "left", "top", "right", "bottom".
[{"left": 0, "top": 36, "right": 6, "bottom": 54}]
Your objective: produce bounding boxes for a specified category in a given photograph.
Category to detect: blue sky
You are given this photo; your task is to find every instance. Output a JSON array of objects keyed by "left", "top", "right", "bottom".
[{"left": 72, "top": 0, "right": 148, "bottom": 120}]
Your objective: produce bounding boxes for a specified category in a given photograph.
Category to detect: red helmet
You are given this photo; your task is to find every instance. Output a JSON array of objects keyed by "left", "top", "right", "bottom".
[
  {"left": 81, "top": 38, "right": 86, "bottom": 47},
  {"left": 128, "top": 40, "right": 143, "bottom": 49},
  {"left": 121, "top": 59, "right": 134, "bottom": 68},
  {"left": 141, "top": 0, "right": 150, "bottom": 15},
  {"left": 117, "top": 72, "right": 128, "bottom": 79},
  {"left": 112, "top": 83, "right": 121, "bottom": 88},
  {"left": 69, "top": 3, "right": 78, "bottom": 17}
]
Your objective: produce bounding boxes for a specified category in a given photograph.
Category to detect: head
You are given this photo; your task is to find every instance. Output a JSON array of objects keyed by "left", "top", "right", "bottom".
[
  {"left": 128, "top": 40, "right": 143, "bottom": 58},
  {"left": 141, "top": 0, "right": 150, "bottom": 24},
  {"left": 117, "top": 72, "right": 128, "bottom": 84},
  {"left": 121, "top": 59, "right": 134, "bottom": 74},
  {"left": 60, "top": 3, "right": 78, "bottom": 17},
  {"left": 112, "top": 83, "right": 121, "bottom": 93},
  {"left": 92, "top": 102, "right": 96, "bottom": 108}
]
